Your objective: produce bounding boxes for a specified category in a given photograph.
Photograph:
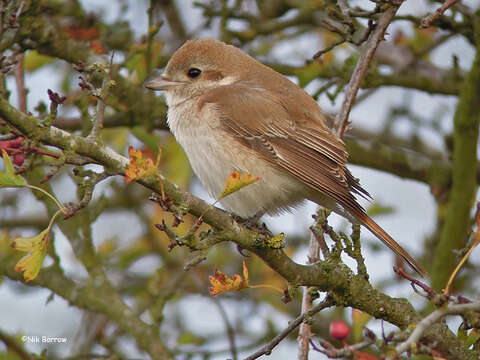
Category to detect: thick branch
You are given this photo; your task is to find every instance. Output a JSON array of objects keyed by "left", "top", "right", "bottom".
[
  {"left": 268, "top": 60, "right": 460, "bottom": 96},
  {"left": 0, "top": 96, "right": 474, "bottom": 360},
  {"left": 431, "top": 15, "right": 480, "bottom": 292},
  {"left": 0, "top": 258, "right": 172, "bottom": 360}
]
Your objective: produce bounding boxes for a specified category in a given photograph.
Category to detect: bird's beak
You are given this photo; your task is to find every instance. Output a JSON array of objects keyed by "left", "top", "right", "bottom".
[{"left": 144, "top": 74, "right": 180, "bottom": 91}]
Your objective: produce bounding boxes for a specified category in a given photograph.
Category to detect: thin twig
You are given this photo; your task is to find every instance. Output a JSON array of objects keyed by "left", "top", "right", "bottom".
[
  {"left": 334, "top": 3, "right": 404, "bottom": 137},
  {"left": 88, "top": 78, "right": 107, "bottom": 140},
  {"left": 394, "top": 266, "right": 438, "bottom": 301},
  {"left": 244, "top": 298, "right": 334, "bottom": 360},
  {"left": 310, "top": 337, "right": 373, "bottom": 357},
  {"left": 420, "top": 0, "right": 461, "bottom": 29},
  {"left": 297, "top": 226, "right": 321, "bottom": 359},
  {"left": 88, "top": 56, "right": 114, "bottom": 141},
  {"left": 389, "top": 302, "right": 480, "bottom": 359},
  {"left": 336, "top": 0, "right": 353, "bottom": 21},
  {"left": 212, "top": 298, "right": 238, "bottom": 360},
  {"left": 309, "top": 210, "right": 331, "bottom": 259},
  {"left": 313, "top": 37, "right": 346, "bottom": 59},
  {"left": 15, "top": 53, "right": 26, "bottom": 113}
]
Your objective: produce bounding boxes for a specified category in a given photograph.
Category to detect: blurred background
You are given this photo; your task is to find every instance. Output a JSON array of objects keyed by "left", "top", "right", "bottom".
[{"left": 0, "top": 0, "right": 479, "bottom": 359}]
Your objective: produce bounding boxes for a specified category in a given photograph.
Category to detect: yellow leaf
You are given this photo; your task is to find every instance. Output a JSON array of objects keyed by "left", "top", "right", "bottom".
[
  {"left": 218, "top": 171, "right": 260, "bottom": 200},
  {"left": 352, "top": 308, "right": 372, "bottom": 341},
  {"left": 11, "top": 228, "right": 49, "bottom": 282},
  {"left": 124, "top": 146, "right": 160, "bottom": 183},
  {"left": 209, "top": 261, "right": 249, "bottom": 296}
]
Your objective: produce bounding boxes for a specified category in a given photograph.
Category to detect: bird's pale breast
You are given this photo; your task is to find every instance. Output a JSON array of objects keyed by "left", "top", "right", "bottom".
[{"left": 166, "top": 94, "right": 310, "bottom": 217}]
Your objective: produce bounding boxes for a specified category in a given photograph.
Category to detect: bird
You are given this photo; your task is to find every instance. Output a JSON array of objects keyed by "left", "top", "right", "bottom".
[{"left": 145, "top": 38, "right": 425, "bottom": 276}]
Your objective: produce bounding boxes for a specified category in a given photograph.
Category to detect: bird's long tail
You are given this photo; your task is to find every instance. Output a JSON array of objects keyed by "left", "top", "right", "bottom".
[{"left": 350, "top": 208, "right": 426, "bottom": 277}]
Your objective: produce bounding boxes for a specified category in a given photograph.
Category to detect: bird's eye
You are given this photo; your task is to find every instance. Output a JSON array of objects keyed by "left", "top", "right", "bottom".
[{"left": 187, "top": 68, "right": 202, "bottom": 78}]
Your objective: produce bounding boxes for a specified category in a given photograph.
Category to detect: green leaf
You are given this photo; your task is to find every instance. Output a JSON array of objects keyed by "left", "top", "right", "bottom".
[
  {"left": 23, "top": 50, "right": 54, "bottom": 72},
  {"left": 367, "top": 202, "right": 395, "bottom": 217},
  {"left": 296, "top": 62, "right": 324, "bottom": 88},
  {"left": 0, "top": 150, "right": 27, "bottom": 187}
]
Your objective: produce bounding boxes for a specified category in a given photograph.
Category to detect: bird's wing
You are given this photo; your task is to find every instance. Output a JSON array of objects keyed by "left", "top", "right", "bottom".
[
  {"left": 199, "top": 82, "right": 426, "bottom": 277},
  {"left": 199, "top": 82, "right": 370, "bottom": 211}
]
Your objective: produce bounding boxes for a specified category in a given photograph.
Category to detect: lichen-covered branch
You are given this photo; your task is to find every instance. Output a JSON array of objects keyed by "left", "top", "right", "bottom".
[
  {"left": 0, "top": 256, "right": 172, "bottom": 360},
  {"left": 431, "top": 14, "right": 480, "bottom": 292},
  {"left": 0, "top": 95, "right": 474, "bottom": 360}
]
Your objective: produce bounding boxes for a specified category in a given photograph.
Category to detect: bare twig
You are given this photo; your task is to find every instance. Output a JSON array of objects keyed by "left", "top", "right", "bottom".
[
  {"left": 394, "top": 266, "right": 438, "bottom": 302},
  {"left": 420, "top": 0, "right": 461, "bottom": 29},
  {"left": 245, "top": 298, "right": 334, "bottom": 360},
  {"left": 313, "top": 37, "right": 346, "bottom": 59},
  {"left": 88, "top": 57, "right": 115, "bottom": 141},
  {"left": 309, "top": 209, "right": 331, "bottom": 259},
  {"left": 15, "top": 53, "right": 26, "bottom": 113},
  {"left": 297, "top": 228, "right": 321, "bottom": 359},
  {"left": 212, "top": 298, "right": 238, "bottom": 360},
  {"left": 92, "top": 83, "right": 106, "bottom": 138},
  {"left": 310, "top": 337, "right": 373, "bottom": 358},
  {"left": 334, "top": 3, "right": 404, "bottom": 137},
  {"left": 336, "top": 0, "right": 353, "bottom": 21},
  {"left": 389, "top": 302, "right": 480, "bottom": 359}
]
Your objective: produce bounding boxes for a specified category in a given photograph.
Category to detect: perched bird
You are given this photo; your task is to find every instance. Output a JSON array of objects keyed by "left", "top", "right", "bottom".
[{"left": 145, "top": 38, "right": 425, "bottom": 276}]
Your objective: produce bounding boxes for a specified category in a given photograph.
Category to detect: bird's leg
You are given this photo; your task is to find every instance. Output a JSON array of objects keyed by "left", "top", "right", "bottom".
[
  {"left": 233, "top": 211, "right": 273, "bottom": 257},
  {"left": 233, "top": 211, "right": 273, "bottom": 237}
]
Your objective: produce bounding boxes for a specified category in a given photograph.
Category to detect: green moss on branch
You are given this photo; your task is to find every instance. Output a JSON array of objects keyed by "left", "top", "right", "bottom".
[{"left": 431, "top": 15, "right": 480, "bottom": 292}]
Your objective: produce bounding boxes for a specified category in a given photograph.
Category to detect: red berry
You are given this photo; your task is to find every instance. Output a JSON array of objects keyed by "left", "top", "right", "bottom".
[
  {"left": 13, "top": 153, "right": 25, "bottom": 166},
  {"left": 329, "top": 321, "right": 350, "bottom": 340}
]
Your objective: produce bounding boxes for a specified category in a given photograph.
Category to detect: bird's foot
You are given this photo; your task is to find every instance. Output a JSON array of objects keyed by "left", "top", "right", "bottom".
[{"left": 233, "top": 212, "right": 273, "bottom": 237}]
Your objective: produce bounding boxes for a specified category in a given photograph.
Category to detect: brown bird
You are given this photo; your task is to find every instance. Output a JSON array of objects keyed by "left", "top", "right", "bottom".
[{"left": 145, "top": 38, "right": 425, "bottom": 276}]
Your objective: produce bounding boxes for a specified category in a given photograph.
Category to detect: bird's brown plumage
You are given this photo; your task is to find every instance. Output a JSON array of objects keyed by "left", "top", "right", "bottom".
[
  {"left": 199, "top": 78, "right": 425, "bottom": 276},
  {"left": 150, "top": 38, "right": 425, "bottom": 276}
]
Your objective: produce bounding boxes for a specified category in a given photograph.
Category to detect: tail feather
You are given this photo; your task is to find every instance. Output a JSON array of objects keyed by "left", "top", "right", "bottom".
[{"left": 352, "top": 209, "right": 426, "bottom": 277}]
